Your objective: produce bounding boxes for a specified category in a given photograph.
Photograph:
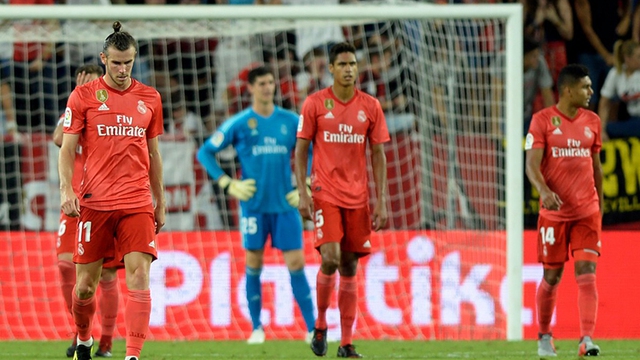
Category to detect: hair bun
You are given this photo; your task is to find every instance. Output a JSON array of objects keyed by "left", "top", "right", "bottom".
[{"left": 112, "top": 21, "right": 122, "bottom": 33}]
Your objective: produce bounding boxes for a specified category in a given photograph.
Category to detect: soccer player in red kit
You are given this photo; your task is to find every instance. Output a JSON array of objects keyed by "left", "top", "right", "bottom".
[
  {"left": 525, "top": 64, "right": 603, "bottom": 357},
  {"left": 295, "top": 42, "right": 389, "bottom": 358},
  {"left": 53, "top": 64, "right": 121, "bottom": 358},
  {"left": 59, "top": 21, "right": 166, "bottom": 360}
]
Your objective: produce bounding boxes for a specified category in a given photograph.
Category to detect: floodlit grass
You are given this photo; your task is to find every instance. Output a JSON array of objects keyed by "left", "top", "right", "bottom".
[{"left": 1, "top": 339, "right": 640, "bottom": 359}]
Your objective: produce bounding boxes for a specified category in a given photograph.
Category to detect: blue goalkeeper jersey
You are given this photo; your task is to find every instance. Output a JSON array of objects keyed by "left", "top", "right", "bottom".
[{"left": 198, "top": 106, "right": 300, "bottom": 214}]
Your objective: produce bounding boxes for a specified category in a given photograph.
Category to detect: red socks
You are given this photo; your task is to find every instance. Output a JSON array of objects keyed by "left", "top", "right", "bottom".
[
  {"left": 124, "top": 289, "right": 151, "bottom": 358},
  {"left": 99, "top": 278, "right": 119, "bottom": 350},
  {"left": 72, "top": 287, "right": 97, "bottom": 342},
  {"left": 536, "top": 279, "right": 558, "bottom": 334},
  {"left": 576, "top": 273, "right": 598, "bottom": 338},
  {"left": 315, "top": 271, "right": 337, "bottom": 329},
  {"left": 338, "top": 275, "right": 357, "bottom": 346},
  {"left": 58, "top": 260, "right": 76, "bottom": 314}
]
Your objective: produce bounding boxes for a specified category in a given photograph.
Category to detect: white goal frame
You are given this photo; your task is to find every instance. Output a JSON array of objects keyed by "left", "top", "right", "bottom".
[{"left": 0, "top": 3, "right": 524, "bottom": 340}]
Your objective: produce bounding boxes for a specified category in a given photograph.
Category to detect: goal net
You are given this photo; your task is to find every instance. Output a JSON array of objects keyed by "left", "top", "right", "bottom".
[{"left": 0, "top": 2, "right": 524, "bottom": 342}]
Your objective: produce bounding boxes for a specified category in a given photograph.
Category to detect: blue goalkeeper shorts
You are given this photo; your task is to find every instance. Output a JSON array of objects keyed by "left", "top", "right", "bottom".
[{"left": 239, "top": 207, "right": 303, "bottom": 251}]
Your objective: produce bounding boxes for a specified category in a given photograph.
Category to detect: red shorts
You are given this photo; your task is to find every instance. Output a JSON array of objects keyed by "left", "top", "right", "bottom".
[
  {"left": 313, "top": 198, "right": 372, "bottom": 255},
  {"left": 57, "top": 213, "right": 77, "bottom": 256},
  {"left": 58, "top": 213, "right": 124, "bottom": 268},
  {"left": 72, "top": 205, "right": 158, "bottom": 265},
  {"left": 537, "top": 210, "right": 602, "bottom": 264}
]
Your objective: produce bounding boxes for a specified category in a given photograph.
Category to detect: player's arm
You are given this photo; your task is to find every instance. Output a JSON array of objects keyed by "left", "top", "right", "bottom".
[
  {"left": 294, "top": 137, "right": 313, "bottom": 220},
  {"left": 525, "top": 148, "right": 563, "bottom": 210},
  {"left": 371, "top": 143, "right": 388, "bottom": 231},
  {"left": 196, "top": 133, "right": 256, "bottom": 201},
  {"left": 59, "top": 133, "right": 80, "bottom": 217},
  {"left": 592, "top": 150, "right": 604, "bottom": 214},
  {"left": 148, "top": 136, "right": 166, "bottom": 233},
  {"left": 53, "top": 117, "right": 64, "bottom": 147},
  {"left": 575, "top": 0, "right": 614, "bottom": 65}
]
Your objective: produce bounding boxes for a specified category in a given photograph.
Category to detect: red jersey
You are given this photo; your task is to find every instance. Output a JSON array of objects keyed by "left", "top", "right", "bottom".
[
  {"left": 63, "top": 77, "right": 164, "bottom": 211},
  {"left": 298, "top": 87, "right": 390, "bottom": 208},
  {"left": 526, "top": 106, "right": 601, "bottom": 221}
]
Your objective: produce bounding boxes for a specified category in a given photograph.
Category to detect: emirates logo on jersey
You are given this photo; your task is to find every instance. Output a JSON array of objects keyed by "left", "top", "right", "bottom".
[{"left": 137, "top": 100, "right": 147, "bottom": 114}]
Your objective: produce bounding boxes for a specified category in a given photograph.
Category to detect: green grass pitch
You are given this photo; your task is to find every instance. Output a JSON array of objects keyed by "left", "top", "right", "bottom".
[{"left": 1, "top": 340, "right": 640, "bottom": 359}]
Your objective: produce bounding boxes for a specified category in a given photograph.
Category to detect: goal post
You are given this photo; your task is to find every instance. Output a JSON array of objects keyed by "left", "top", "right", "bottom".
[{"left": 0, "top": 2, "right": 524, "bottom": 341}]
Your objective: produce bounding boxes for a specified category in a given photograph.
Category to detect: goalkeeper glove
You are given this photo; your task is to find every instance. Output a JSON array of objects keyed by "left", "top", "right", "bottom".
[
  {"left": 218, "top": 175, "right": 257, "bottom": 201},
  {"left": 286, "top": 178, "right": 312, "bottom": 208}
]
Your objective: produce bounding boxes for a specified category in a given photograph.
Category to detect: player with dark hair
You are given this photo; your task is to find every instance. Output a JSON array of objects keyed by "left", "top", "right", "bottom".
[
  {"left": 197, "top": 65, "right": 316, "bottom": 345},
  {"left": 54, "top": 64, "right": 121, "bottom": 359},
  {"left": 295, "top": 42, "right": 389, "bottom": 358},
  {"left": 59, "top": 21, "right": 166, "bottom": 360},
  {"left": 525, "top": 64, "right": 603, "bottom": 357}
]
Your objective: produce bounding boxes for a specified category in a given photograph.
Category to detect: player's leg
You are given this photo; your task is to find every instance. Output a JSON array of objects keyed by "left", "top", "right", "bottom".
[
  {"left": 96, "top": 265, "right": 120, "bottom": 358},
  {"left": 571, "top": 211, "right": 602, "bottom": 356},
  {"left": 117, "top": 205, "right": 157, "bottom": 360},
  {"left": 241, "top": 209, "right": 269, "bottom": 344},
  {"left": 73, "top": 207, "right": 116, "bottom": 360},
  {"left": 274, "top": 210, "right": 315, "bottom": 342},
  {"left": 310, "top": 199, "right": 344, "bottom": 356},
  {"left": 73, "top": 260, "right": 103, "bottom": 360},
  {"left": 57, "top": 213, "right": 79, "bottom": 357},
  {"left": 335, "top": 205, "right": 371, "bottom": 359},
  {"left": 245, "top": 248, "right": 266, "bottom": 344},
  {"left": 535, "top": 214, "right": 569, "bottom": 358}
]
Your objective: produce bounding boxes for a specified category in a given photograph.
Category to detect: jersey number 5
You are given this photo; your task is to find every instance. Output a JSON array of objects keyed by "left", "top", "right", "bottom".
[
  {"left": 540, "top": 226, "right": 556, "bottom": 245},
  {"left": 314, "top": 209, "right": 324, "bottom": 228}
]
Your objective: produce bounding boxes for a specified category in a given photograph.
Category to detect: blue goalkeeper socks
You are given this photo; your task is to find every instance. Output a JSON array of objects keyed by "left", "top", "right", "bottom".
[
  {"left": 290, "top": 268, "right": 315, "bottom": 332},
  {"left": 245, "top": 266, "right": 262, "bottom": 330}
]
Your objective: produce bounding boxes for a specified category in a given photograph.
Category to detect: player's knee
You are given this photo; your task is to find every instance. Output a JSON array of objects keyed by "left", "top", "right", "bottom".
[
  {"left": 542, "top": 264, "right": 564, "bottom": 286},
  {"left": 320, "top": 256, "right": 340, "bottom": 274},
  {"left": 75, "top": 281, "right": 97, "bottom": 299},
  {"left": 286, "top": 258, "right": 305, "bottom": 272}
]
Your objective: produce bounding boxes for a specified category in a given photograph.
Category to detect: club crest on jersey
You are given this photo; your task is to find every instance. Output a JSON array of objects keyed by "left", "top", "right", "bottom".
[
  {"left": 324, "top": 99, "right": 334, "bottom": 110},
  {"left": 358, "top": 110, "right": 366, "bottom": 122},
  {"left": 137, "top": 100, "right": 147, "bottom": 114},
  {"left": 281, "top": 124, "right": 288, "bottom": 135},
  {"left": 248, "top": 118, "right": 258, "bottom": 136},
  {"left": 96, "top": 89, "right": 108, "bottom": 103},
  {"left": 584, "top": 126, "right": 593, "bottom": 139},
  {"left": 551, "top": 116, "right": 561, "bottom": 127}
]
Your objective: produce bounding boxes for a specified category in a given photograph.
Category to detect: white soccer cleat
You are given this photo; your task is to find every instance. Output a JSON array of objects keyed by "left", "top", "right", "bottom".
[
  {"left": 538, "top": 333, "right": 557, "bottom": 358},
  {"left": 247, "top": 327, "right": 265, "bottom": 345},
  {"left": 305, "top": 330, "right": 313, "bottom": 344},
  {"left": 578, "top": 336, "right": 600, "bottom": 357}
]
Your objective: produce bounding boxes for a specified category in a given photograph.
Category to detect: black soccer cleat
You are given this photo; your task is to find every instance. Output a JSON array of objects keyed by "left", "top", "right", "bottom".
[
  {"left": 66, "top": 343, "right": 76, "bottom": 358},
  {"left": 337, "top": 344, "right": 363, "bottom": 358},
  {"left": 94, "top": 348, "right": 112, "bottom": 358},
  {"left": 66, "top": 334, "right": 78, "bottom": 357},
  {"left": 73, "top": 344, "right": 93, "bottom": 360},
  {"left": 310, "top": 327, "right": 328, "bottom": 356}
]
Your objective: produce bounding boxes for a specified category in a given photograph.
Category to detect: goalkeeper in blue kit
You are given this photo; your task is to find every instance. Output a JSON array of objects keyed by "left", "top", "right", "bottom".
[{"left": 197, "top": 66, "right": 315, "bottom": 344}]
